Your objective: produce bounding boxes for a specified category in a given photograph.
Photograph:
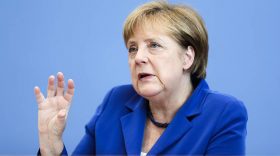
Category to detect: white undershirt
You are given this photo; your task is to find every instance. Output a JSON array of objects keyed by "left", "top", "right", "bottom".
[{"left": 140, "top": 151, "right": 147, "bottom": 156}]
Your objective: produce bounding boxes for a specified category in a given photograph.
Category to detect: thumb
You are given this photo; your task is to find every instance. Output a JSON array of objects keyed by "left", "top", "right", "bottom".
[
  {"left": 57, "top": 109, "right": 67, "bottom": 120},
  {"left": 53, "top": 109, "right": 67, "bottom": 136}
]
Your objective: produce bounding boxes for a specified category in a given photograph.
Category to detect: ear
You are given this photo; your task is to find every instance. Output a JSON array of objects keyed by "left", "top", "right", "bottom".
[{"left": 183, "top": 46, "right": 195, "bottom": 71}]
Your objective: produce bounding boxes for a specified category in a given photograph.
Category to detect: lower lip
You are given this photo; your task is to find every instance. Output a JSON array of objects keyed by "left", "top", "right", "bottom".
[{"left": 139, "top": 75, "right": 155, "bottom": 81}]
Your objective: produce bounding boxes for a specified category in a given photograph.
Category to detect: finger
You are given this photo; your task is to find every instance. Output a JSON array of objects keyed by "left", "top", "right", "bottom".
[
  {"left": 56, "top": 72, "right": 65, "bottom": 96},
  {"left": 34, "top": 86, "right": 45, "bottom": 104},
  {"left": 47, "top": 75, "right": 55, "bottom": 98},
  {"left": 64, "top": 79, "right": 75, "bottom": 103}
]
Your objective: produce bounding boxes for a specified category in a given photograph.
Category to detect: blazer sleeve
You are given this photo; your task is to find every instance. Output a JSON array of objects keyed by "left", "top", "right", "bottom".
[
  {"left": 206, "top": 99, "right": 248, "bottom": 155},
  {"left": 71, "top": 87, "right": 115, "bottom": 155}
]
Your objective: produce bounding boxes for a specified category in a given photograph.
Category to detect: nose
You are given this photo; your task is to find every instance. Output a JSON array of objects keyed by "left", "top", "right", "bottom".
[{"left": 135, "top": 47, "right": 148, "bottom": 65}]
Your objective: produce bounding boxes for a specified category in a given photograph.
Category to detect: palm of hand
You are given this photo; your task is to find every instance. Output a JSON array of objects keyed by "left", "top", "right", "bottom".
[
  {"left": 35, "top": 72, "right": 74, "bottom": 137},
  {"left": 38, "top": 96, "right": 69, "bottom": 136}
]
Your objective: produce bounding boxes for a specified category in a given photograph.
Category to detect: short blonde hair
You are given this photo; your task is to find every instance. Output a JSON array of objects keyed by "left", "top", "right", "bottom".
[{"left": 123, "top": 1, "right": 208, "bottom": 79}]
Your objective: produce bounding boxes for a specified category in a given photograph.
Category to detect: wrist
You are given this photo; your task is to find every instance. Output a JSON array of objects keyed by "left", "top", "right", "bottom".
[{"left": 39, "top": 134, "right": 63, "bottom": 156}]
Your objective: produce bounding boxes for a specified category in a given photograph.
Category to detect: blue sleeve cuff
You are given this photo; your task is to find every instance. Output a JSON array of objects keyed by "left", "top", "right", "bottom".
[
  {"left": 37, "top": 145, "right": 68, "bottom": 156},
  {"left": 61, "top": 145, "right": 68, "bottom": 156}
]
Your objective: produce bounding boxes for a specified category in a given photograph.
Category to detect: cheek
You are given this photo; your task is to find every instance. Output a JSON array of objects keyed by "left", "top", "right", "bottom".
[
  {"left": 128, "top": 60, "right": 135, "bottom": 75},
  {"left": 128, "top": 60, "right": 137, "bottom": 83},
  {"left": 154, "top": 60, "right": 171, "bottom": 76},
  {"left": 156, "top": 60, "right": 182, "bottom": 83}
]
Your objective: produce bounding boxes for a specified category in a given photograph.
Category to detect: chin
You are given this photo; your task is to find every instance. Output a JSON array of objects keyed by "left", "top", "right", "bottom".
[{"left": 137, "top": 83, "right": 163, "bottom": 98}]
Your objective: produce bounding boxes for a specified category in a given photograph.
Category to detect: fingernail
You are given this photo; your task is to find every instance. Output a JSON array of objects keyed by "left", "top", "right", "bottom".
[{"left": 57, "top": 72, "right": 63, "bottom": 75}]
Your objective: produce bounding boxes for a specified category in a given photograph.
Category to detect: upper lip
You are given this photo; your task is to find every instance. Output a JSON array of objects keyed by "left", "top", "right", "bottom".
[{"left": 138, "top": 72, "right": 154, "bottom": 79}]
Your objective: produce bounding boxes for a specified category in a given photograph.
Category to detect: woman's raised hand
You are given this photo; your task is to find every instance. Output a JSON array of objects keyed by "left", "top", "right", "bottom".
[{"left": 34, "top": 72, "right": 74, "bottom": 156}]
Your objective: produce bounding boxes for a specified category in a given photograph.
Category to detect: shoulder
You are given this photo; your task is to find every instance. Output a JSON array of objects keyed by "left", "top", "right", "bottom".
[
  {"left": 203, "top": 89, "right": 247, "bottom": 116},
  {"left": 201, "top": 89, "right": 248, "bottom": 134},
  {"left": 199, "top": 88, "right": 248, "bottom": 131},
  {"left": 201, "top": 90, "right": 248, "bottom": 154}
]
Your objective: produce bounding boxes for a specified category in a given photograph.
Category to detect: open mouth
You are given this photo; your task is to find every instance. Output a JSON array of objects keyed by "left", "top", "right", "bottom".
[{"left": 138, "top": 73, "right": 154, "bottom": 80}]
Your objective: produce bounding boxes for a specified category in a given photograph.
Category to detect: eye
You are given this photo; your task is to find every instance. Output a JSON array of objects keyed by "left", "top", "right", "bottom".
[
  {"left": 149, "top": 42, "right": 161, "bottom": 49},
  {"left": 128, "top": 46, "right": 138, "bottom": 53}
]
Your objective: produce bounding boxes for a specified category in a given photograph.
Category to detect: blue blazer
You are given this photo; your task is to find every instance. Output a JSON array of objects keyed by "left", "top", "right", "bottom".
[{"left": 65, "top": 79, "right": 247, "bottom": 155}]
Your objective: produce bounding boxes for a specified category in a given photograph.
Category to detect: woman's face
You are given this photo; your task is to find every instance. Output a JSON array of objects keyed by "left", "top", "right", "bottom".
[{"left": 127, "top": 26, "right": 192, "bottom": 99}]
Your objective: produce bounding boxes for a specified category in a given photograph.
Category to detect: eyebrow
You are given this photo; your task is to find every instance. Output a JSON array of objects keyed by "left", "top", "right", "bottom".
[
  {"left": 127, "top": 37, "right": 166, "bottom": 46},
  {"left": 144, "top": 38, "right": 165, "bottom": 44},
  {"left": 127, "top": 41, "right": 136, "bottom": 46}
]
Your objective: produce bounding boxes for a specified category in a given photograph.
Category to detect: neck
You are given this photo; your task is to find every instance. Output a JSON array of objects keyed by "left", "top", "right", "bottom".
[{"left": 148, "top": 76, "right": 194, "bottom": 123}]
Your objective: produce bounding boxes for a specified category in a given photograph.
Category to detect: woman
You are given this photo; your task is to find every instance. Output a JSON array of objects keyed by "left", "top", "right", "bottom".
[{"left": 35, "top": 1, "right": 247, "bottom": 155}]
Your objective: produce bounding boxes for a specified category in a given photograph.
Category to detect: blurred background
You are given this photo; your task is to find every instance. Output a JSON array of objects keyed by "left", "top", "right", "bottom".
[{"left": 0, "top": 0, "right": 279, "bottom": 155}]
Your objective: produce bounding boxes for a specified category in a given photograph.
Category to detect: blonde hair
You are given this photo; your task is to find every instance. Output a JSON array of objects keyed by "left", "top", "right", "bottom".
[{"left": 123, "top": 1, "right": 208, "bottom": 79}]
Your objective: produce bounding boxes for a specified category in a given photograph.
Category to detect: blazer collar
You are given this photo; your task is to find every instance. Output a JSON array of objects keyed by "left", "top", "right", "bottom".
[
  {"left": 181, "top": 78, "right": 209, "bottom": 118},
  {"left": 124, "top": 92, "right": 146, "bottom": 111},
  {"left": 121, "top": 79, "right": 209, "bottom": 155}
]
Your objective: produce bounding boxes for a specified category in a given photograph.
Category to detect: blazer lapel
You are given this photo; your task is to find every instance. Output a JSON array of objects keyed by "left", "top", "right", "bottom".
[
  {"left": 148, "top": 112, "right": 193, "bottom": 155},
  {"left": 120, "top": 96, "right": 148, "bottom": 156}
]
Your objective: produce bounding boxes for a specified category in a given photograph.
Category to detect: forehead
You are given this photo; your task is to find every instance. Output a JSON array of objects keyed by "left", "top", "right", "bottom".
[
  {"left": 127, "top": 22, "right": 169, "bottom": 43},
  {"left": 126, "top": 15, "right": 171, "bottom": 38}
]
